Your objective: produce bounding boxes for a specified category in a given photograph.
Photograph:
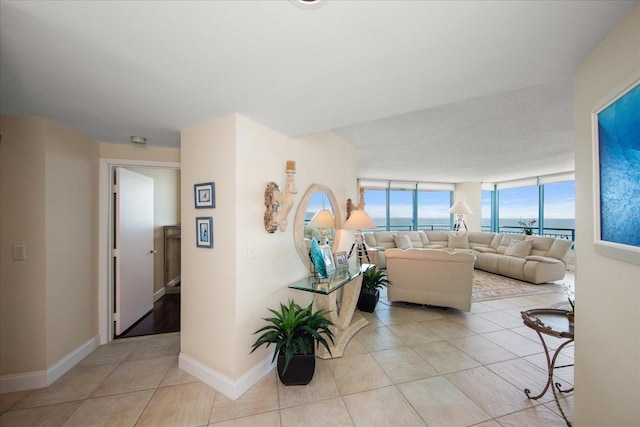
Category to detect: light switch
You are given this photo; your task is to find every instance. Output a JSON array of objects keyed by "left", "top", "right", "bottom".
[
  {"left": 248, "top": 246, "right": 257, "bottom": 259},
  {"left": 13, "top": 245, "right": 26, "bottom": 261}
]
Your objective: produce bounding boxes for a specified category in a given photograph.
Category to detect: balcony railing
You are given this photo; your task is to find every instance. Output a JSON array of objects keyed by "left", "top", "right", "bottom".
[{"left": 370, "top": 224, "right": 575, "bottom": 242}]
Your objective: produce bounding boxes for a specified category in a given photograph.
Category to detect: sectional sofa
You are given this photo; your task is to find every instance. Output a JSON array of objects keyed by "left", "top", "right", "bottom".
[{"left": 363, "top": 230, "right": 573, "bottom": 284}]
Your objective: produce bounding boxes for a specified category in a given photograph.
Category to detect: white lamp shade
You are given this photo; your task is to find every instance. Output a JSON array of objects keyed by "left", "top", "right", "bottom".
[
  {"left": 449, "top": 200, "right": 473, "bottom": 215},
  {"left": 343, "top": 210, "right": 377, "bottom": 230},
  {"left": 308, "top": 209, "right": 335, "bottom": 228}
]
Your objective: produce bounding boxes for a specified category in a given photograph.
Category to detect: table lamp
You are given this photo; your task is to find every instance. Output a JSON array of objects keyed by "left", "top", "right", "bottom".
[
  {"left": 343, "top": 209, "right": 377, "bottom": 264},
  {"left": 449, "top": 200, "right": 473, "bottom": 232},
  {"left": 308, "top": 209, "right": 335, "bottom": 245}
]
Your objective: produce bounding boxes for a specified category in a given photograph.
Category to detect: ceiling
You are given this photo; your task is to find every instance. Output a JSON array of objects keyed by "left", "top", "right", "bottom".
[{"left": 1, "top": 0, "right": 636, "bottom": 183}]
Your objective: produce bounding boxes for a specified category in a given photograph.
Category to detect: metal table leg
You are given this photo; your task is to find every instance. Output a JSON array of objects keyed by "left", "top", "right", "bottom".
[{"left": 524, "top": 329, "right": 574, "bottom": 427}]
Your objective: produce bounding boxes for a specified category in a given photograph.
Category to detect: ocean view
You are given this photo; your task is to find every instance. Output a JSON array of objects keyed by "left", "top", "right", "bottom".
[{"left": 371, "top": 217, "right": 575, "bottom": 231}]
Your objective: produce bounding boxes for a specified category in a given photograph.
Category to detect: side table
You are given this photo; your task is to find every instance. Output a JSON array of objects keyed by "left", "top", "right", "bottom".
[
  {"left": 521, "top": 308, "right": 574, "bottom": 427},
  {"left": 289, "top": 264, "right": 370, "bottom": 359}
]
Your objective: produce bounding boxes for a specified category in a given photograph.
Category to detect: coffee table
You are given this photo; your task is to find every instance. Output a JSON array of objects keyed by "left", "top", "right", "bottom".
[{"left": 521, "top": 308, "right": 574, "bottom": 426}]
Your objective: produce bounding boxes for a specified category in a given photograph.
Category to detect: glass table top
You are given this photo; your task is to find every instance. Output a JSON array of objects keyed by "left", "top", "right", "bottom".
[{"left": 289, "top": 264, "right": 371, "bottom": 295}]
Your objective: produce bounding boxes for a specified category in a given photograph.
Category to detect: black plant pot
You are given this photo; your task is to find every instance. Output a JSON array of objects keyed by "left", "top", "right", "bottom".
[
  {"left": 277, "top": 352, "right": 316, "bottom": 386},
  {"left": 357, "top": 290, "right": 380, "bottom": 313}
]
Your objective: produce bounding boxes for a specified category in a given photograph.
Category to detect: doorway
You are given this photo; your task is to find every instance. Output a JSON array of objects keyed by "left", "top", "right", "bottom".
[{"left": 98, "top": 159, "right": 181, "bottom": 344}]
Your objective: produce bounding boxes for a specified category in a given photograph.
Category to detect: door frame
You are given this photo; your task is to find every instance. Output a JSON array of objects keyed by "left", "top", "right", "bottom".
[{"left": 98, "top": 158, "right": 181, "bottom": 344}]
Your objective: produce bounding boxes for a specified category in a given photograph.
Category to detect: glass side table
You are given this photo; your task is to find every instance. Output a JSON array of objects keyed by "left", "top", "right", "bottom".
[
  {"left": 521, "top": 308, "right": 574, "bottom": 427},
  {"left": 289, "top": 264, "right": 371, "bottom": 359}
]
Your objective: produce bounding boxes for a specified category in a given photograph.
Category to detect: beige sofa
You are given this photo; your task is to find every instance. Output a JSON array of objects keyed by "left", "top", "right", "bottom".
[
  {"left": 385, "top": 249, "right": 476, "bottom": 311},
  {"left": 363, "top": 230, "right": 572, "bottom": 284}
]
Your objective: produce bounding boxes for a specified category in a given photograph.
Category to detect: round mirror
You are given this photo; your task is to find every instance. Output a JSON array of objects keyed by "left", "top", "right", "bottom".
[{"left": 293, "top": 184, "right": 342, "bottom": 269}]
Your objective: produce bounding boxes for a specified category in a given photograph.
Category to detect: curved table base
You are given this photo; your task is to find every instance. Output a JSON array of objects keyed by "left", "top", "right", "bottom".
[{"left": 524, "top": 328, "right": 574, "bottom": 427}]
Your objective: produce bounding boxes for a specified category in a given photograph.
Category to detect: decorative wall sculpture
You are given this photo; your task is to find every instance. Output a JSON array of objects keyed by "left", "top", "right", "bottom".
[
  {"left": 346, "top": 187, "right": 366, "bottom": 220},
  {"left": 264, "top": 161, "right": 297, "bottom": 233}
]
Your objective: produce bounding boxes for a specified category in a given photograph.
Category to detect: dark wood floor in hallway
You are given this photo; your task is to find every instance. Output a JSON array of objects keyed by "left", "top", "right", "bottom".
[{"left": 117, "top": 293, "right": 180, "bottom": 339}]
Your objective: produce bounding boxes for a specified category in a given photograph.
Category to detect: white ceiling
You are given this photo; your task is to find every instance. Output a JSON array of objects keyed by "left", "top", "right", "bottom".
[{"left": 1, "top": 0, "right": 636, "bottom": 183}]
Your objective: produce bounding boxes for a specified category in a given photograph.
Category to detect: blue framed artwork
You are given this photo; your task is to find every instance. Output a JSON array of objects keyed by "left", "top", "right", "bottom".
[
  {"left": 194, "top": 182, "right": 215, "bottom": 209},
  {"left": 593, "top": 74, "right": 640, "bottom": 265},
  {"left": 196, "top": 217, "right": 213, "bottom": 248}
]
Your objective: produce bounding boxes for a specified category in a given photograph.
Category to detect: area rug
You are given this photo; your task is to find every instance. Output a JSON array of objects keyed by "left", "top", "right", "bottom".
[{"left": 472, "top": 270, "right": 562, "bottom": 302}]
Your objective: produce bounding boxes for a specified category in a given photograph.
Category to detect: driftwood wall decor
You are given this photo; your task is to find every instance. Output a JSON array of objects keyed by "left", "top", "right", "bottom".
[
  {"left": 264, "top": 161, "right": 297, "bottom": 233},
  {"left": 346, "top": 187, "right": 366, "bottom": 220}
]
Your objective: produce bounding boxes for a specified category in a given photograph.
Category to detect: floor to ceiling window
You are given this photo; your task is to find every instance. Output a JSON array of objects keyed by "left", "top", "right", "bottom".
[
  {"left": 417, "top": 189, "right": 452, "bottom": 230},
  {"left": 360, "top": 181, "right": 454, "bottom": 231},
  {"left": 489, "top": 174, "right": 575, "bottom": 239},
  {"left": 542, "top": 180, "right": 576, "bottom": 240}
]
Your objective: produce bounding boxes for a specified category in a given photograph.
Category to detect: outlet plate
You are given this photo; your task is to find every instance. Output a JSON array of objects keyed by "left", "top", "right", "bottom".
[{"left": 13, "top": 245, "right": 26, "bottom": 261}]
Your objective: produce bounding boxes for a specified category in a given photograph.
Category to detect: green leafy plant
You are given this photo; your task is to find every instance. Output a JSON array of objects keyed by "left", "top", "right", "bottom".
[
  {"left": 518, "top": 218, "right": 537, "bottom": 235},
  {"left": 250, "top": 300, "right": 334, "bottom": 373},
  {"left": 361, "top": 266, "right": 391, "bottom": 295}
]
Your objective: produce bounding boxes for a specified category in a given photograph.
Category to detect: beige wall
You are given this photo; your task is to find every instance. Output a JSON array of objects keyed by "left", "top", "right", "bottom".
[
  {"left": 0, "top": 115, "right": 99, "bottom": 376},
  {"left": 44, "top": 120, "right": 99, "bottom": 366},
  {"left": 573, "top": 4, "right": 640, "bottom": 426},
  {"left": 180, "top": 114, "right": 357, "bottom": 381},
  {"left": 100, "top": 142, "right": 180, "bottom": 163},
  {"left": 127, "top": 167, "right": 181, "bottom": 293},
  {"left": 0, "top": 116, "right": 48, "bottom": 375}
]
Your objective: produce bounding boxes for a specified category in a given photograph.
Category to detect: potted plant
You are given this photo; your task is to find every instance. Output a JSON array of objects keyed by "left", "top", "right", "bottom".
[
  {"left": 250, "top": 300, "right": 334, "bottom": 385},
  {"left": 357, "top": 266, "right": 391, "bottom": 313},
  {"left": 518, "top": 218, "right": 537, "bottom": 235}
]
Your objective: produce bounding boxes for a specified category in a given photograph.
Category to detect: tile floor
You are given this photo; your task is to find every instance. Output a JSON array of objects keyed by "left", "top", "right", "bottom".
[{"left": 0, "top": 273, "right": 575, "bottom": 426}]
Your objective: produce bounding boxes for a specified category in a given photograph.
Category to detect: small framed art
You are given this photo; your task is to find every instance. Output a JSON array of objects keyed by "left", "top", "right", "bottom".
[
  {"left": 334, "top": 251, "right": 348, "bottom": 267},
  {"left": 194, "top": 182, "right": 215, "bottom": 209},
  {"left": 196, "top": 217, "right": 213, "bottom": 248},
  {"left": 321, "top": 245, "right": 336, "bottom": 277}
]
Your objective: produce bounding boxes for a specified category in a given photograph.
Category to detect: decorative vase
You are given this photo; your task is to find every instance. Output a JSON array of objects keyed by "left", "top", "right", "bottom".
[
  {"left": 277, "top": 352, "right": 316, "bottom": 386},
  {"left": 357, "top": 290, "right": 380, "bottom": 313}
]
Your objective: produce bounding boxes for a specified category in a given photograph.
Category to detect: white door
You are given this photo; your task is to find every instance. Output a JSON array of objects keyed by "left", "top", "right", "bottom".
[{"left": 114, "top": 167, "right": 155, "bottom": 335}]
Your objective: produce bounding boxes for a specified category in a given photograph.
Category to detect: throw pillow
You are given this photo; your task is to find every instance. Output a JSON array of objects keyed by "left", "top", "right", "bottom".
[
  {"left": 504, "top": 239, "right": 533, "bottom": 258},
  {"left": 393, "top": 235, "right": 412, "bottom": 250},
  {"left": 448, "top": 232, "right": 470, "bottom": 249}
]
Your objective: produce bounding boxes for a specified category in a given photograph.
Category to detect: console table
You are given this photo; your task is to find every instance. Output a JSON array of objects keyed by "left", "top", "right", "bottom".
[
  {"left": 289, "top": 264, "right": 370, "bottom": 359},
  {"left": 521, "top": 308, "right": 574, "bottom": 427}
]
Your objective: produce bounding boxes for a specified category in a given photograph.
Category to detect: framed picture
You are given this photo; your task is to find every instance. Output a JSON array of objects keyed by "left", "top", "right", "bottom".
[
  {"left": 321, "top": 245, "right": 336, "bottom": 276},
  {"left": 334, "top": 251, "right": 348, "bottom": 267},
  {"left": 592, "top": 73, "right": 640, "bottom": 265},
  {"left": 196, "top": 217, "right": 213, "bottom": 248},
  {"left": 194, "top": 182, "right": 215, "bottom": 209}
]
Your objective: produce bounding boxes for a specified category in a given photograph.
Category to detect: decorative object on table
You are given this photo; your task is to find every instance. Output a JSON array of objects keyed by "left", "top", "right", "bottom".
[
  {"left": 309, "top": 237, "right": 327, "bottom": 278},
  {"left": 195, "top": 217, "right": 213, "bottom": 248},
  {"left": 321, "top": 245, "right": 336, "bottom": 277},
  {"left": 518, "top": 218, "right": 537, "bottom": 235},
  {"left": 250, "top": 300, "right": 334, "bottom": 386},
  {"left": 334, "top": 251, "right": 348, "bottom": 267},
  {"left": 357, "top": 265, "right": 391, "bottom": 313},
  {"left": 308, "top": 196, "right": 335, "bottom": 245},
  {"left": 593, "top": 75, "right": 640, "bottom": 265},
  {"left": 344, "top": 209, "right": 377, "bottom": 264},
  {"left": 449, "top": 200, "right": 473, "bottom": 233},
  {"left": 194, "top": 182, "right": 215, "bottom": 209},
  {"left": 264, "top": 160, "right": 297, "bottom": 233}
]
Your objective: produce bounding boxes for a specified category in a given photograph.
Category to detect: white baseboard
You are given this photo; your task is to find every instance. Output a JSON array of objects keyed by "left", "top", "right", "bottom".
[
  {"left": 154, "top": 287, "right": 165, "bottom": 302},
  {"left": 0, "top": 335, "right": 99, "bottom": 394},
  {"left": 178, "top": 352, "right": 274, "bottom": 400}
]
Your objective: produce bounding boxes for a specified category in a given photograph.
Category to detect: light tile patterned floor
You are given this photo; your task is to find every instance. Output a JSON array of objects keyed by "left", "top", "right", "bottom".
[{"left": 0, "top": 273, "right": 575, "bottom": 426}]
